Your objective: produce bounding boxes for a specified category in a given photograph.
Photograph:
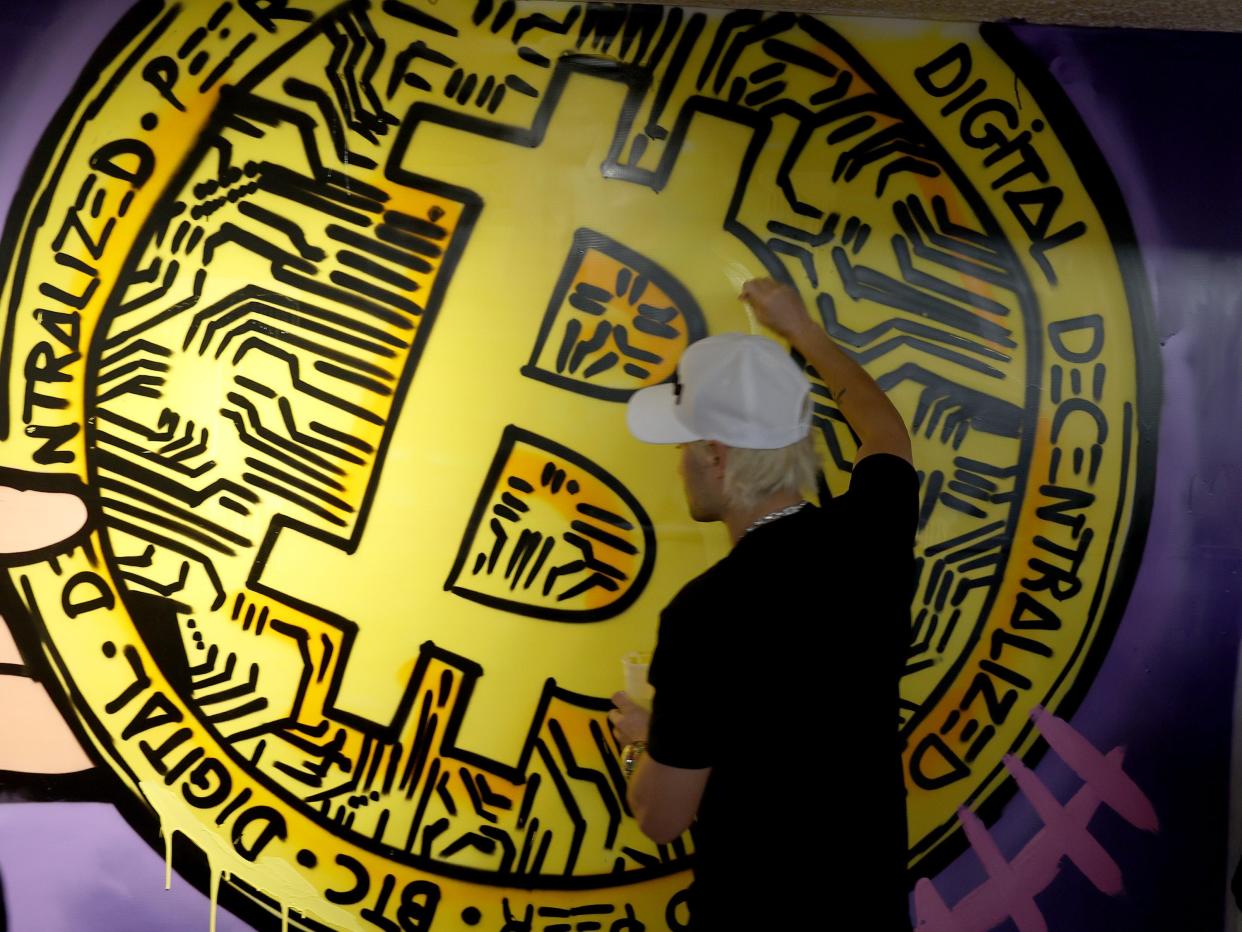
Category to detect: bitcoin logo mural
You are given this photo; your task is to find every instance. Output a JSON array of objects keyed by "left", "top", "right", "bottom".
[{"left": 0, "top": 1, "right": 1154, "bottom": 928}]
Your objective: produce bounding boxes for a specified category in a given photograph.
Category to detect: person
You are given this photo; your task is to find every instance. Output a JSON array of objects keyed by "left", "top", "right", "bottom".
[{"left": 609, "top": 278, "right": 918, "bottom": 930}]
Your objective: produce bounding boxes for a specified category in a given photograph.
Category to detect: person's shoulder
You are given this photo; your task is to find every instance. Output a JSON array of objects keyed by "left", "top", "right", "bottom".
[
  {"left": 853, "top": 451, "right": 918, "bottom": 482},
  {"left": 839, "top": 453, "right": 919, "bottom": 543},
  {"left": 665, "top": 556, "right": 735, "bottom": 617},
  {"left": 656, "top": 570, "right": 713, "bottom": 652},
  {"left": 842, "top": 452, "right": 919, "bottom": 508}
]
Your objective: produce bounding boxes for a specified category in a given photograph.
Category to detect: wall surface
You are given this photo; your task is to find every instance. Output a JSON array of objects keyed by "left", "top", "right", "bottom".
[
  {"left": 672, "top": 0, "right": 1242, "bottom": 32},
  {"left": 0, "top": 2, "right": 1239, "bottom": 930}
]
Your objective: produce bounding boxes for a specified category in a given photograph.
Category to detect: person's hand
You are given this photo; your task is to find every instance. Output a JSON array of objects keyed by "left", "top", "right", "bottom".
[
  {"left": 740, "top": 278, "right": 814, "bottom": 342},
  {"left": 608, "top": 691, "right": 650, "bottom": 746},
  {"left": 1, "top": 480, "right": 94, "bottom": 774},
  {"left": 0, "top": 484, "right": 88, "bottom": 555}
]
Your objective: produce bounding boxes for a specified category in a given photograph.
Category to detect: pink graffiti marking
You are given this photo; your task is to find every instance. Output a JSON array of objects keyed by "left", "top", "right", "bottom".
[
  {"left": 912, "top": 879, "right": 956, "bottom": 928},
  {"left": 1031, "top": 705, "right": 1159, "bottom": 832},
  {"left": 913, "top": 710, "right": 1158, "bottom": 931},
  {"left": 913, "top": 765, "right": 1107, "bottom": 932},
  {"left": 958, "top": 805, "right": 1048, "bottom": 932},
  {"left": 1004, "top": 753, "right": 1123, "bottom": 895}
]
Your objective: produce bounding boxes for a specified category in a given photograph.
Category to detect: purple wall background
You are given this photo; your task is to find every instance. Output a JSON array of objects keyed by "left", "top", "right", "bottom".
[
  {"left": 1, "top": 3, "right": 1240, "bottom": 930},
  {"left": 931, "top": 23, "right": 1242, "bottom": 931}
]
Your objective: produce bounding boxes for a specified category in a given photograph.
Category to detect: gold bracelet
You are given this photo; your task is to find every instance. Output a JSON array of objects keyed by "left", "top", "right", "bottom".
[{"left": 622, "top": 740, "right": 647, "bottom": 777}]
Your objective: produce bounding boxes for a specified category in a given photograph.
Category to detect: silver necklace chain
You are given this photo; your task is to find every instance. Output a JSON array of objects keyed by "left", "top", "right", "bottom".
[{"left": 742, "top": 500, "right": 807, "bottom": 537}]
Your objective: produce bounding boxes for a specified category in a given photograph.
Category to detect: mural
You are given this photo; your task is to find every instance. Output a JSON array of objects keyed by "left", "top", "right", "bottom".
[{"left": 0, "top": 2, "right": 1238, "bottom": 931}]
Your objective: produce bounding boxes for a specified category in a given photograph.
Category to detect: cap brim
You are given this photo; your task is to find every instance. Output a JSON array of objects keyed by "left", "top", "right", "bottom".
[{"left": 626, "top": 383, "right": 701, "bottom": 444}]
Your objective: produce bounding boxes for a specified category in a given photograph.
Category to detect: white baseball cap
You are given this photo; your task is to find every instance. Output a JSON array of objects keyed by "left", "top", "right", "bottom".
[{"left": 626, "top": 333, "right": 813, "bottom": 448}]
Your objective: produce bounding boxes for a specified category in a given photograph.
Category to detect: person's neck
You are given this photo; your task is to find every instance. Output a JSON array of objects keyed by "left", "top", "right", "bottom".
[{"left": 724, "top": 490, "right": 805, "bottom": 546}]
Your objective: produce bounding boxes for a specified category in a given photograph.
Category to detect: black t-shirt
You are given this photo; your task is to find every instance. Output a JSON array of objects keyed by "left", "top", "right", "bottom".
[{"left": 647, "top": 453, "right": 918, "bottom": 931}]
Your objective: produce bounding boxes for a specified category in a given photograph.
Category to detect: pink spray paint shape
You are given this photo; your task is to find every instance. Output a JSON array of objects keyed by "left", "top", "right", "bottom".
[{"left": 912, "top": 709, "right": 1158, "bottom": 932}]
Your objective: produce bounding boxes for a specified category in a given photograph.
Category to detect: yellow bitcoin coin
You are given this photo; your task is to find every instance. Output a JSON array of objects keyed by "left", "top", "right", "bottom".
[{"left": 0, "top": 2, "right": 1154, "bottom": 927}]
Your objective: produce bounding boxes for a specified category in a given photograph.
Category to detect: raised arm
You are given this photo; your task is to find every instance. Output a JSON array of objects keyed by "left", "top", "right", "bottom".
[{"left": 741, "top": 278, "right": 912, "bottom": 464}]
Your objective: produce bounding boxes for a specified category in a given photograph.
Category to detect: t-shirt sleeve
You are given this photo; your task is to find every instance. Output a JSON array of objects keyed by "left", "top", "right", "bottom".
[
  {"left": 645, "top": 594, "right": 717, "bottom": 770},
  {"left": 842, "top": 453, "right": 921, "bottom": 665},
  {"left": 844, "top": 452, "right": 919, "bottom": 546}
]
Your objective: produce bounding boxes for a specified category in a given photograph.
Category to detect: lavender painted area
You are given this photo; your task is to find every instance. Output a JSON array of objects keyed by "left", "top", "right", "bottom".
[
  {"left": 0, "top": 0, "right": 136, "bottom": 237},
  {"left": 0, "top": 802, "right": 251, "bottom": 932},
  {"left": 925, "top": 24, "right": 1242, "bottom": 931}
]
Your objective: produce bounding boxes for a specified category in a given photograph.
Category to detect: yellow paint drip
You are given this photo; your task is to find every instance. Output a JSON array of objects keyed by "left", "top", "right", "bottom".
[
  {"left": 163, "top": 827, "right": 174, "bottom": 890},
  {"left": 141, "top": 781, "right": 362, "bottom": 931},
  {"left": 208, "top": 865, "right": 220, "bottom": 932}
]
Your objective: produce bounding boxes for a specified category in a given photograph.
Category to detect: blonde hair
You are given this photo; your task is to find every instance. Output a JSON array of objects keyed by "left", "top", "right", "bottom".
[{"left": 715, "top": 434, "right": 819, "bottom": 510}]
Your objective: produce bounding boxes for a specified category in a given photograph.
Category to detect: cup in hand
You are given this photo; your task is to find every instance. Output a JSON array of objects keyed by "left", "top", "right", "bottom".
[{"left": 622, "top": 651, "right": 654, "bottom": 710}]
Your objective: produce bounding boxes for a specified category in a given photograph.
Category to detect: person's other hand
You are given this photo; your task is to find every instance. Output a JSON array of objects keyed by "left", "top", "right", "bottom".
[
  {"left": 0, "top": 482, "right": 93, "bottom": 774},
  {"left": 608, "top": 691, "right": 651, "bottom": 746},
  {"left": 740, "top": 278, "right": 814, "bottom": 342}
]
